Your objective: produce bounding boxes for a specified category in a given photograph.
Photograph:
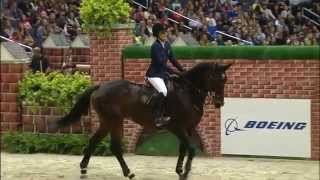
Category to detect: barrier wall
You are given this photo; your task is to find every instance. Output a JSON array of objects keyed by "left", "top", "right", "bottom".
[
  {"left": 121, "top": 46, "right": 319, "bottom": 160},
  {"left": 0, "top": 62, "right": 29, "bottom": 133},
  {"left": 21, "top": 106, "right": 91, "bottom": 134},
  {"left": 1, "top": 31, "right": 319, "bottom": 160}
]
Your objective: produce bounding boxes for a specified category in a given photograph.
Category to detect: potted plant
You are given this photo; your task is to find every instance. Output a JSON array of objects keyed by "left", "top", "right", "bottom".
[{"left": 80, "top": 0, "right": 132, "bottom": 36}]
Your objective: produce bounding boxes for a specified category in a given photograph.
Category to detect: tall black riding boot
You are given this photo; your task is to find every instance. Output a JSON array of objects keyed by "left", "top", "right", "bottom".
[{"left": 152, "top": 93, "right": 171, "bottom": 127}]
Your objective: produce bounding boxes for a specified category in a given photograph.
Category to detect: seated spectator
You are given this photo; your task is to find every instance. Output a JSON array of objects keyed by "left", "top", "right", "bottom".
[
  {"left": 2, "top": 0, "right": 319, "bottom": 47},
  {"left": 167, "top": 24, "right": 179, "bottom": 43},
  {"left": 133, "top": 6, "right": 145, "bottom": 23},
  {"left": 199, "top": 33, "right": 209, "bottom": 46},
  {"left": 171, "top": 0, "right": 182, "bottom": 10},
  {"left": 207, "top": 12, "right": 218, "bottom": 37},
  {"left": 144, "top": 19, "right": 153, "bottom": 37}
]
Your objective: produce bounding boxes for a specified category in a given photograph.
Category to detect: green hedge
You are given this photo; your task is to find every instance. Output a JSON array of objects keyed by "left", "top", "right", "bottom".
[
  {"left": 19, "top": 71, "right": 92, "bottom": 113},
  {"left": 135, "top": 131, "right": 204, "bottom": 156},
  {"left": 1, "top": 132, "right": 114, "bottom": 156},
  {"left": 122, "top": 46, "right": 320, "bottom": 60},
  {"left": 2, "top": 131, "right": 203, "bottom": 156}
]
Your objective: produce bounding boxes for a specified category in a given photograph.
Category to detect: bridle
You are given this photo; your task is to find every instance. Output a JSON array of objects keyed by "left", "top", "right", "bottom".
[{"left": 173, "top": 65, "right": 223, "bottom": 112}]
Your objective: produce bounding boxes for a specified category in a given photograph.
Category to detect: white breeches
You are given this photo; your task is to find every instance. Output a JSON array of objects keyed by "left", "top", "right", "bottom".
[{"left": 147, "top": 77, "right": 167, "bottom": 97}]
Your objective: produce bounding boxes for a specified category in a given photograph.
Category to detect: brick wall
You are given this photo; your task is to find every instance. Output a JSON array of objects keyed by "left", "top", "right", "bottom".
[
  {"left": 226, "top": 60, "right": 319, "bottom": 160},
  {"left": 89, "top": 26, "right": 133, "bottom": 134},
  {"left": 21, "top": 106, "right": 91, "bottom": 134},
  {"left": 0, "top": 63, "right": 29, "bottom": 133},
  {"left": 43, "top": 48, "right": 69, "bottom": 69},
  {"left": 71, "top": 48, "right": 90, "bottom": 65},
  {"left": 123, "top": 59, "right": 320, "bottom": 159}
]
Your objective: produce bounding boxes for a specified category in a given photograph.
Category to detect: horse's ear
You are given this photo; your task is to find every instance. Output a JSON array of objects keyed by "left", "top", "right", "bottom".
[{"left": 222, "top": 63, "right": 232, "bottom": 71}]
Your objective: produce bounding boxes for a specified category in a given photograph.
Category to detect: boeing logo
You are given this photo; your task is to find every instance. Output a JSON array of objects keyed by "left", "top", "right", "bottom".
[
  {"left": 244, "top": 121, "right": 307, "bottom": 130},
  {"left": 225, "top": 118, "right": 245, "bottom": 135},
  {"left": 225, "top": 118, "right": 307, "bottom": 135}
]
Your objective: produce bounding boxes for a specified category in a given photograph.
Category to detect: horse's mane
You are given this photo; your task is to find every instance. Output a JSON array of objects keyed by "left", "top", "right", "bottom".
[{"left": 182, "top": 63, "right": 213, "bottom": 78}]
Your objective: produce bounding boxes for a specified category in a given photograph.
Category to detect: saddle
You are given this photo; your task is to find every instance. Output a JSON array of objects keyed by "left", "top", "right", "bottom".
[{"left": 138, "top": 77, "right": 176, "bottom": 105}]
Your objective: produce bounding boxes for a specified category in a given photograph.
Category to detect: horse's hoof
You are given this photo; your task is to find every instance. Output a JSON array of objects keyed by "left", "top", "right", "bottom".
[
  {"left": 80, "top": 174, "right": 88, "bottom": 179},
  {"left": 182, "top": 173, "right": 189, "bottom": 180},
  {"left": 81, "top": 168, "right": 87, "bottom": 174},
  {"left": 128, "top": 172, "right": 135, "bottom": 179},
  {"left": 179, "top": 175, "right": 185, "bottom": 180}
]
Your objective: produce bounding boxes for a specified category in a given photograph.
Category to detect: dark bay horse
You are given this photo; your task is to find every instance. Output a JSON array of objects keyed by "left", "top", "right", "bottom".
[{"left": 53, "top": 62, "right": 232, "bottom": 180}]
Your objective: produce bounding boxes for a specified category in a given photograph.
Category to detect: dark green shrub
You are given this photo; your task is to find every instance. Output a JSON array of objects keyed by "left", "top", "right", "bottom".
[
  {"left": 2, "top": 132, "right": 115, "bottom": 156},
  {"left": 135, "top": 130, "right": 204, "bottom": 156},
  {"left": 18, "top": 71, "right": 92, "bottom": 113}
]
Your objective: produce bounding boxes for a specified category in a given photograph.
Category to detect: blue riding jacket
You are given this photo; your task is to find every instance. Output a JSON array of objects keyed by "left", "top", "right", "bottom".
[{"left": 146, "top": 40, "right": 184, "bottom": 80}]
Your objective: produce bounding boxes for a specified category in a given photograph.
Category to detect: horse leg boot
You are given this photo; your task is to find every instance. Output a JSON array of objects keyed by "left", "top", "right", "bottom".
[
  {"left": 170, "top": 130, "right": 188, "bottom": 176},
  {"left": 176, "top": 142, "right": 187, "bottom": 175},
  {"left": 152, "top": 93, "right": 170, "bottom": 127},
  {"left": 182, "top": 146, "right": 196, "bottom": 179}
]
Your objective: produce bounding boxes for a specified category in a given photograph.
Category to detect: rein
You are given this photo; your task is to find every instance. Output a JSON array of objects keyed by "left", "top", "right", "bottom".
[{"left": 171, "top": 75, "right": 208, "bottom": 113}]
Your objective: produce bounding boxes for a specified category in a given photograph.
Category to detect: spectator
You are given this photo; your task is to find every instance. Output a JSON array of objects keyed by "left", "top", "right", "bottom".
[
  {"left": 2, "top": 0, "right": 319, "bottom": 47},
  {"left": 1, "top": 0, "right": 82, "bottom": 48}
]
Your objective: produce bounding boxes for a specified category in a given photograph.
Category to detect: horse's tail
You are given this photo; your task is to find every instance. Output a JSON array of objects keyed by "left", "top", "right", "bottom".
[{"left": 54, "top": 85, "right": 100, "bottom": 128}]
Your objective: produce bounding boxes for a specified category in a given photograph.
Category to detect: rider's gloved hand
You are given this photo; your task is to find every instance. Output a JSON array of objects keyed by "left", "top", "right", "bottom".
[{"left": 169, "top": 72, "right": 181, "bottom": 79}]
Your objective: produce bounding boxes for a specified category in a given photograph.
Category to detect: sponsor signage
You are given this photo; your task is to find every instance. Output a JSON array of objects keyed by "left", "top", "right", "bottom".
[{"left": 221, "top": 98, "right": 311, "bottom": 158}]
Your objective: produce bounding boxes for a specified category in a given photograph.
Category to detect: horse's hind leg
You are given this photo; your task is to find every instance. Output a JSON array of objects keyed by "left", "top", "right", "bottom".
[
  {"left": 80, "top": 123, "right": 108, "bottom": 178},
  {"left": 110, "top": 122, "right": 135, "bottom": 179}
]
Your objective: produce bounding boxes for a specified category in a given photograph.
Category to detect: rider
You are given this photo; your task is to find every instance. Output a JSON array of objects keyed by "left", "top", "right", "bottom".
[{"left": 146, "top": 23, "right": 185, "bottom": 127}]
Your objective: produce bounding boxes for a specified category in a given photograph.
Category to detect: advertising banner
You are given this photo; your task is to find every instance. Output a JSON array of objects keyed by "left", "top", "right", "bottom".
[{"left": 221, "top": 98, "right": 311, "bottom": 158}]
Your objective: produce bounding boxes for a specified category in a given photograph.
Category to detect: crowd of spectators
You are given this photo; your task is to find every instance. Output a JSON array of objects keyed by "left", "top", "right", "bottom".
[
  {"left": 1, "top": 0, "right": 81, "bottom": 48},
  {"left": 132, "top": 0, "right": 320, "bottom": 45},
  {"left": 1, "top": 0, "right": 319, "bottom": 47}
]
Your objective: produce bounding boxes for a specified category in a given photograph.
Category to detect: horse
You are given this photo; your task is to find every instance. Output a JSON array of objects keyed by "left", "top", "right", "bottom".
[{"left": 52, "top": 62, "right": 232, "bottom": 180}]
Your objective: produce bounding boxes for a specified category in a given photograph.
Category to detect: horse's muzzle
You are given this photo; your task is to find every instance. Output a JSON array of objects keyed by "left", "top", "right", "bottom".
[
  {"left": 212, "top": 94, "right": 224, "bottom": 108},
  {"left": 214, "top": 102, "right": 224, "bottom": 108}
]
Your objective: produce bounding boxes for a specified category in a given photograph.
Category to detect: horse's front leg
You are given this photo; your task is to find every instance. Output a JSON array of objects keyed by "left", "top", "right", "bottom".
[
  {"left": 182, "top": 145, "right": 196, "bottom": 178},
  {"left": 170, "top": 129, "right": 189, "bottom": 177},
  {"left": 176, "top": 141, "right": 187, "bottom": 175}
]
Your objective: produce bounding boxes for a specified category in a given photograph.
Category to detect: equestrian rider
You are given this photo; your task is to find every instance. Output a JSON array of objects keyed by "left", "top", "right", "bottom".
[{"left": 146, "top": 23, "right": 185, "bottom": 127}]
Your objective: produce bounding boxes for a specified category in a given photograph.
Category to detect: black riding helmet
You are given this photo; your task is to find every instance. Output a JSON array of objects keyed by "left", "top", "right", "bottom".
[{"left": 152, "top": 23, "right": 166, "bottom": 37}]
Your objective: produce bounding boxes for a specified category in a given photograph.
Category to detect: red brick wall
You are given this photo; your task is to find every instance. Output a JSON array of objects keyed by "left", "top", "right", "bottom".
[
  {"left": 0, "top": 63, "right": 29, "bottom": 133},
  {"left": 21, "top": 106, "right": 91, "bottom": 134},
  {"left": 71, "top": 48, "right": 90, "bottom": 65},
  {"left": 123, "top": 59, "right": 320, "bottom": 159},
  {"left": 42, "top": 48, "right": 90, "bottom": 72},
  {"left": 89, "top": 27, "right": 133, "bottom": 133},
  {"left": 226, "top": 60, "right": 319, "bottom": 160},
  {"left": 43, "top": 48, "right": 69, "bottom": 69}
]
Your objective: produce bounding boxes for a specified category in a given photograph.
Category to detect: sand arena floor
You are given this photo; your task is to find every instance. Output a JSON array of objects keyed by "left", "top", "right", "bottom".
[{"left": 1, "top": 152, "right": 319, "bottom": 180}]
